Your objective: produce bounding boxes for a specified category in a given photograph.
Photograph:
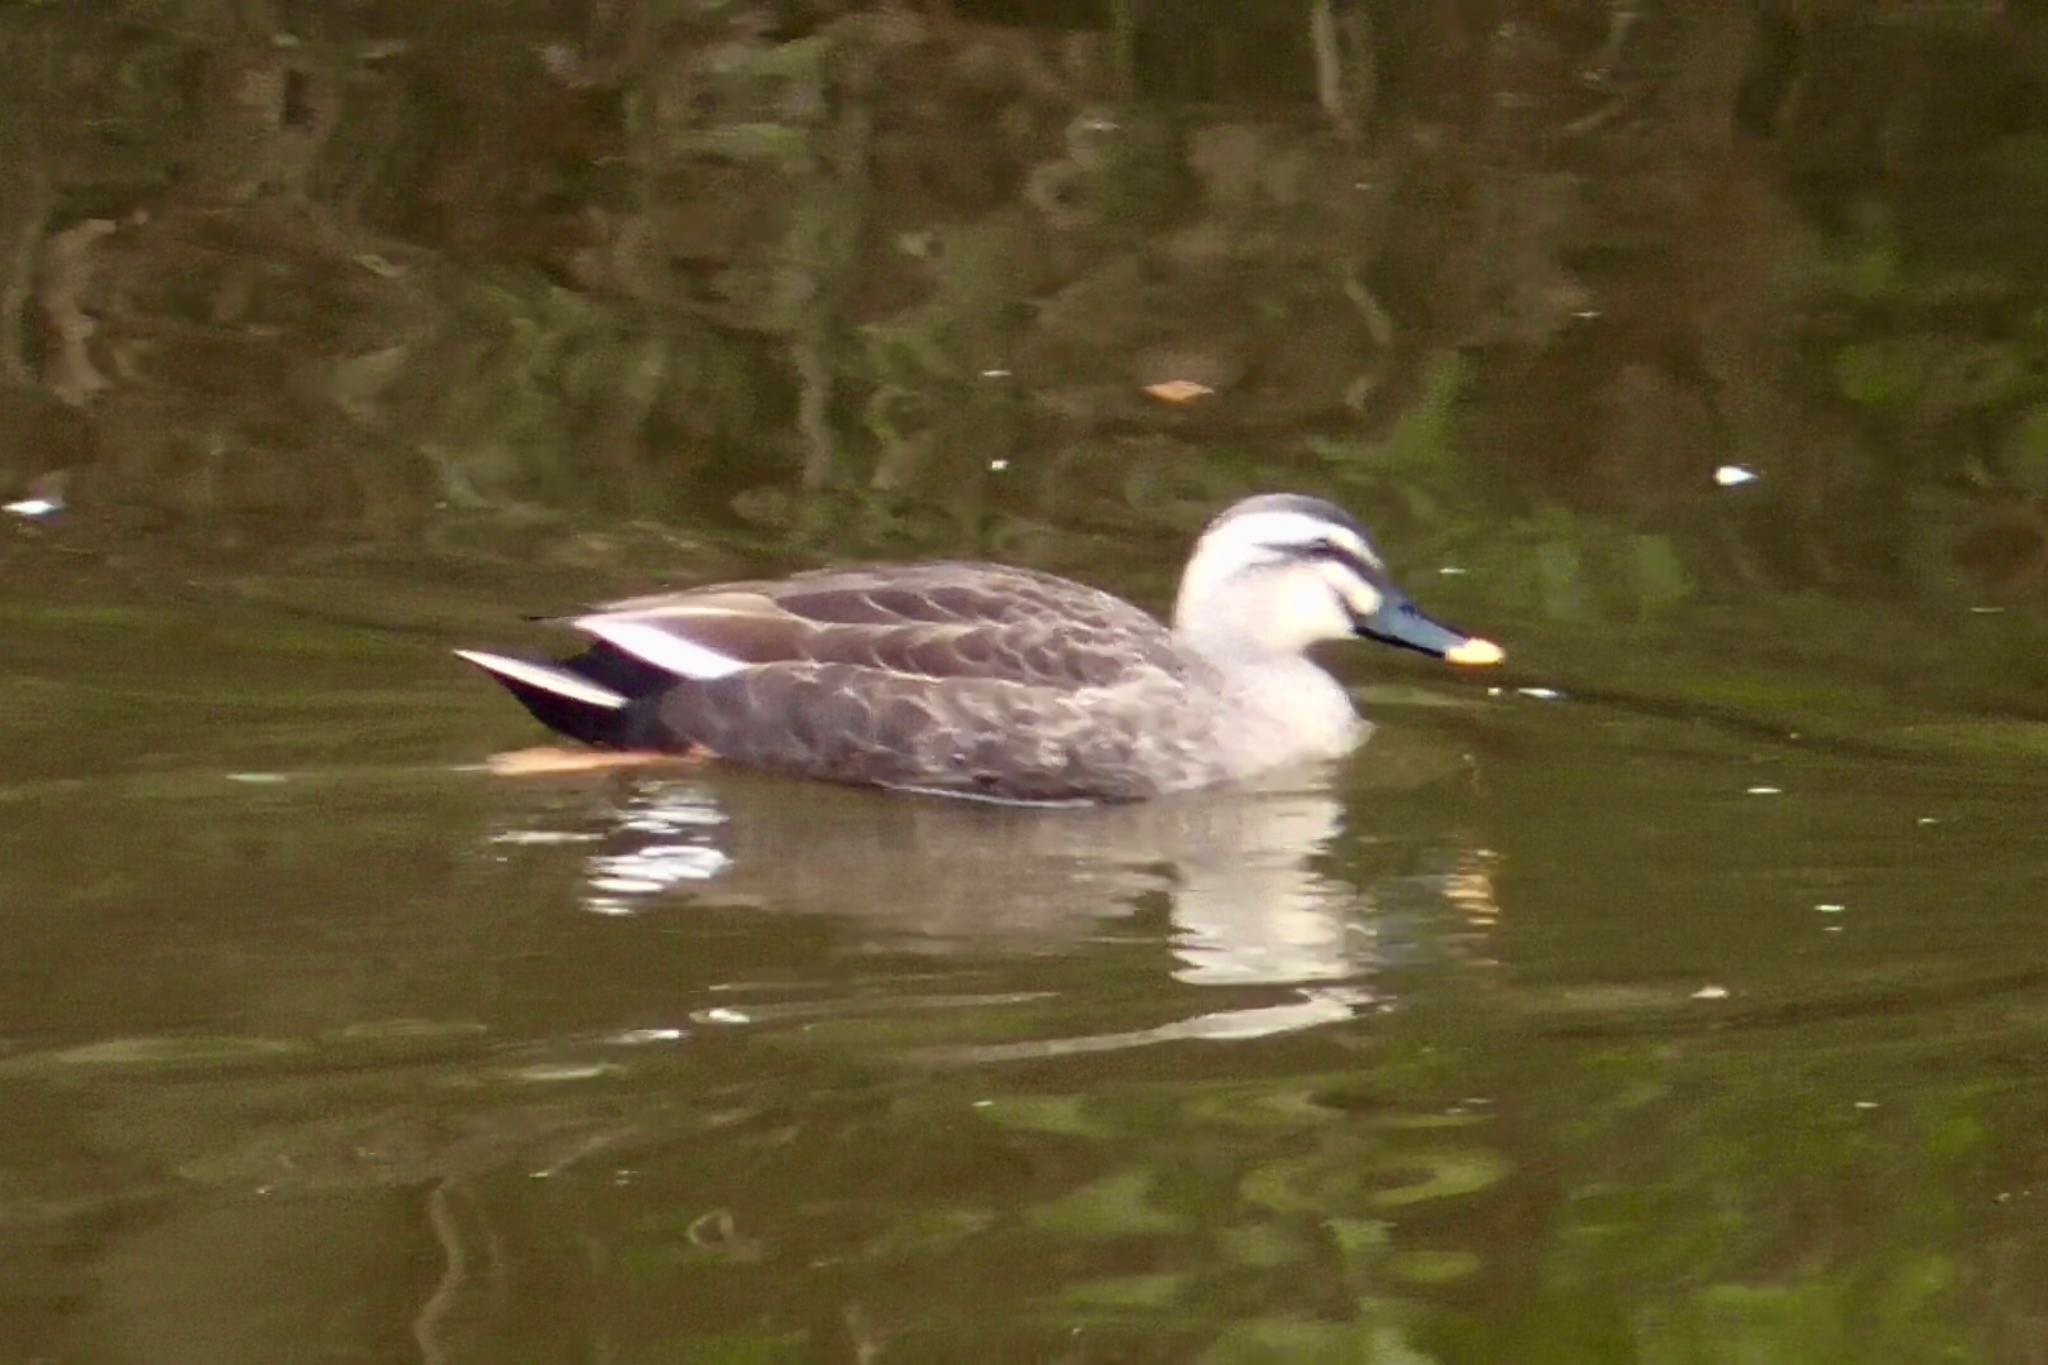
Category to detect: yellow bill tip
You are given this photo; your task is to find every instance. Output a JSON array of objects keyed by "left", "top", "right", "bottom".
[{"left": 1444, "top": 637, "right": 1506, "bottom": 667}]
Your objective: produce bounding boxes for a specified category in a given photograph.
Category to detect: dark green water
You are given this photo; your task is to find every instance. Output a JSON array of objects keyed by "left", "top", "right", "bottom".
[
  {"left": 9, "top": 0, "right": 2048, "bottom": 1358},
  {"left": 4, "top": 554, "right": 2047, "bottom": 1363}
]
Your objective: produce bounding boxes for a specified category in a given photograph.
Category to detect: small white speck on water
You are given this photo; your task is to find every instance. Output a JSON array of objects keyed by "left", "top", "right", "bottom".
[
  {"left": 4, "top": 497, "right": 61, "bottom": 518},
  {"left": 608, "top": 1028, "right": 685, "bottom": 1046},
  {"left": 510, "top": 1062, "right": 617, "bottom": 1084},
  {"left": 1713, "top": 464, "right": 1760, "bottom": 487},
  {"left": 1516, "top": 687, "right": 1564, "bottom": 701},
  {"left": 698, "top": 1007, "right": 750, "bottom": 1025},
  {"left": 1692, "top": 985, "right": 1730, "bottom": 1001},
  {"left": 979, "top": 368, "right": 1011, "bottom": 379},
  {"left": 1969, "top": 605, "right": 2005, "bottom": 614},
  {"left": 226, "top": 772, "right": 290, "bottom": 784},
  {"left": 1823, "top": 925, "right": 1844, "bottom": 933},
  {"left": 972, "top": 1099, "right": 993, "bottom": 1108},
  {"left": 589, "top": 876, "right": 666, "bottom": 895},
  {"left": 1916, "top": 816, "right": 1941, "bottom": 827},
  {"left": 1746, "top": 786, "right": 1782, "bottom": 796},
  {"left": 988, "top": 458, "right": 1010, "bottom": 471},
  {"left": 1854, "top": 1101, "right": 1879, "bottom": 1111},
  {"left": 1438, "top": 565, "right": 1467, "bottom": 576},
  {"left": 1816, "top": 903, "right": 1846, "bottom": 914}
]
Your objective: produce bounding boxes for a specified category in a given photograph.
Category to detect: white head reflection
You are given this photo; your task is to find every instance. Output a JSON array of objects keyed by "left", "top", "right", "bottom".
[{"left": 1164, "top": 785, "right": 1361, "bottom": 987}]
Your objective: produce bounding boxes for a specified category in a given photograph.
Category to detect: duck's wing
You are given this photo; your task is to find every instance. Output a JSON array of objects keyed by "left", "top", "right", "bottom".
[
  {"left": 568, "top": 562, "right": 1183, "bottom": 691},
  {"left": 542, "top": 563, "right": 1198, "bottom": 800}
]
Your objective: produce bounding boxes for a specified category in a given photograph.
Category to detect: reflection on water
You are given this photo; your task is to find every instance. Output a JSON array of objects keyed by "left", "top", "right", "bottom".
[
  {"left": 1166, "top": 785, "right": 1358, "bottom": 986},
  {"left": 493, "top": 759, "right": 1497, "bottom": 1047},
  {"left": 573, "top": 782, "right": 732, "bottom": 914}
]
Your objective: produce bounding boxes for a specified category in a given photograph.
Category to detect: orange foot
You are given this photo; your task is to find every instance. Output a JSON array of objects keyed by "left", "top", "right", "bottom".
[{"left": 485, "top": 746, "right": 709, "bottom": 777}]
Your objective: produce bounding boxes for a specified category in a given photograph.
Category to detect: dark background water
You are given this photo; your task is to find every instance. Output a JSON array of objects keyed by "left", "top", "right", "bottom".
[{"left": 5, "top": 1, "right": 2048, "bottom": 1361}]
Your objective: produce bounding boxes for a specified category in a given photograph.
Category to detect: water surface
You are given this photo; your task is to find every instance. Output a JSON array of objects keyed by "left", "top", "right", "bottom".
[{"left": 4, "top": 563, "right": 2045, "bottom": 1363}]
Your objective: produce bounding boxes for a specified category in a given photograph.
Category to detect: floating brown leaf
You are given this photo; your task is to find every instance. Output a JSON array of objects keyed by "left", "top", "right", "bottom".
[{"left": 1142, "top": 379, "right": 1215, "bottom": 404}]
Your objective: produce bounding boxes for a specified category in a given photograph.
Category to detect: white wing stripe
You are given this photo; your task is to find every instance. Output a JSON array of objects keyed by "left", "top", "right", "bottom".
[
  {"left": 455, "top": 650, "right": 628, "bottom": 709},
  {"left": 577, "top": 618, "right": 749, "bottom": 680}
]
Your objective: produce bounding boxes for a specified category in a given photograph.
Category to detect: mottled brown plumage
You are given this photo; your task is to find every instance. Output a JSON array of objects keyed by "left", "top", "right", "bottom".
[{"left": 582, "top": 564, "right": 1220, "bottom": 802}]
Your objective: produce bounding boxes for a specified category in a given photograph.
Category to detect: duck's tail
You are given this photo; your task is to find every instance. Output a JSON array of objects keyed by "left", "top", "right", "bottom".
[{"left": 455, "top": 647, "right": 656, "bottom": 748}]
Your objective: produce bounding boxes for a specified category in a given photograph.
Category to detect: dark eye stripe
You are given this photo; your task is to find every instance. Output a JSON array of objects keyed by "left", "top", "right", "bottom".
[{"left": 1290, "top": 539, "right": 1381, "bottom": 582}]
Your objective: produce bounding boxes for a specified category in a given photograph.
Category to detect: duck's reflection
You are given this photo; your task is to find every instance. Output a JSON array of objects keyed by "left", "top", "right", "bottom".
[
  {"left": 494, "top": 764, "right": 1491, "bottom": 1042},
  {"left": 1164, "top": 786, "right": 1358, "bottom": 986}
]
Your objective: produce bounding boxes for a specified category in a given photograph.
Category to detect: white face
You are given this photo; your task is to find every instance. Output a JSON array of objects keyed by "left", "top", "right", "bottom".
[{"left": 1175, "top": 510, "right": 1388, "bottom": 656}]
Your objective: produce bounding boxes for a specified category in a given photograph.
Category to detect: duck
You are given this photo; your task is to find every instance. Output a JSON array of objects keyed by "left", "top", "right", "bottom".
[{"left": 456, "top": 493, "right": 1503, "bottom": 804}]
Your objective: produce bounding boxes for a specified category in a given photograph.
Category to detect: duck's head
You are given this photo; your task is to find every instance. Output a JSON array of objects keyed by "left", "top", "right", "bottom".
[{"left": 1173, "top": 494, "right": 1504, "bottom": 667}]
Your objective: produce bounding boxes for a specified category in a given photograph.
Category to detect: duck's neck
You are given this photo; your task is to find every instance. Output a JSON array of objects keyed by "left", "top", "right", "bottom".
[{"left": 1185, "top": 646, "right": 1364, "bottom": 777}]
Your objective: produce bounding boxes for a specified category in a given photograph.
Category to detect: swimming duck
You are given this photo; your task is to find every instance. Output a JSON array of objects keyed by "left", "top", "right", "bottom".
[{"left": 457, "top": 494, "right": 1503, "bottom": 803}]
